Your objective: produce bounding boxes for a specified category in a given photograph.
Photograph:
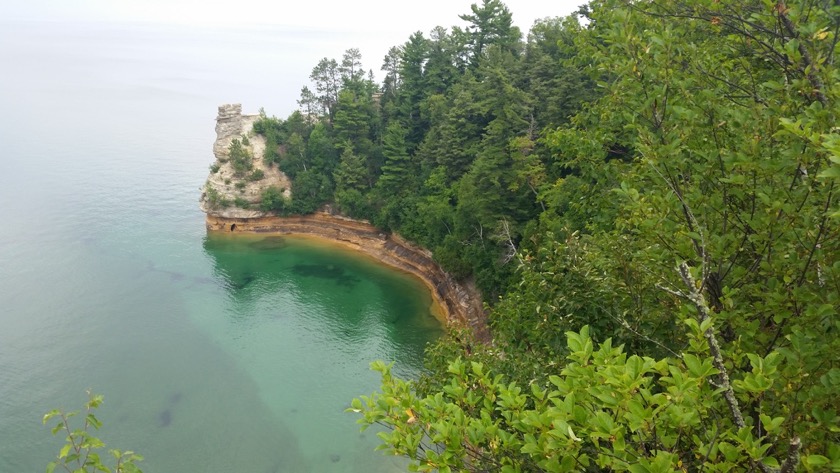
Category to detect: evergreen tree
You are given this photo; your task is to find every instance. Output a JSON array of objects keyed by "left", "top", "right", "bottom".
[
  {"left": 523, "top": 16, "right": 597, "bottom": 128},
  {"left": 289, "top": 170, "right": 331, "bottom": 214},
  {"left": 333, "top": 144, "right": 371, "bottom": 217},
  {"left": 297, "top": 85, "right": 320, "bottom": 118},
  {"left": 376, "top": 121, "right": 414, "bottom": 197},
  {"left": 334, "top": 144, "right": 369, "bottom": 193},
  {"left": 309, "top": 57, "right": 341, "bottom": 119},
  {"left": 398, "top": 32, "right": 430, "bottom": 151},
  {"left": 459, "top": 0, "right": 521, "bottom": 66},
  {"left": 278, "top": 132, "right": 307, "bottom": 178},
  {"left": 423, "top": 27, "right": 461, "bottom": 95},
  {"left": 339, "top": 47, "right": 365, "bottom": 85},
  {"left": 306, "top": 122, "right": 338, "bottom": 176},
  {"left": 426, "top": 71, "right": 488, "bottom": 180},
  {"left": 381, "top": 45, "right": 402, "bottom": 100}
]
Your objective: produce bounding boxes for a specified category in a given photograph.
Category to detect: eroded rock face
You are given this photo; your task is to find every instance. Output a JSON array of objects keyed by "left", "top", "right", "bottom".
[
  {"left": 214, "top": 103, "right": 244, "bottom": 156},
  {"left": 199, "top": 104, "right": 291, "bottom": 218},
  {"left": 205, "top": 213, "right": 489, "bottom": 340}
]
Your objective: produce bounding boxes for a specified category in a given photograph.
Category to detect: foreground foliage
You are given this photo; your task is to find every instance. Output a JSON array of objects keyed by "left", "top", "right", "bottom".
[
  {"left": 355, "top": 319, "right": 836, "bottom": 472},
  {"left": 43, "top": 391, "right": 143, "bottom": 473}
]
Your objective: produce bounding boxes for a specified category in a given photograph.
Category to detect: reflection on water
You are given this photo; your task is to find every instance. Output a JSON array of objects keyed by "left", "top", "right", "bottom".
[
  {"left": 198, "top": 233, "right": 443, "bottom": 471},
  {"left": 201, "top": 233, "right": 442, "bottom": 348}
]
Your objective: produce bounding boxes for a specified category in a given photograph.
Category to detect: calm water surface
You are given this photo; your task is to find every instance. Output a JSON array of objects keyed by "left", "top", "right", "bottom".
[{"left": 0, "top": 20, "right": 442, "bottom": 472}]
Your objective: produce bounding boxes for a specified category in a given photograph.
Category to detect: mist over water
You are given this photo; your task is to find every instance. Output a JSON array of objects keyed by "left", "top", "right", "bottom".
[{"left": 0, "top": 20, "right": 441, "bottom": 472}]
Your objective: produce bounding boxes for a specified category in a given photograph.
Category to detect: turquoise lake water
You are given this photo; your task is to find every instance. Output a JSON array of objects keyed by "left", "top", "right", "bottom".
[{"left": 0, "top": 20, "right": 442, "bottom": 472}]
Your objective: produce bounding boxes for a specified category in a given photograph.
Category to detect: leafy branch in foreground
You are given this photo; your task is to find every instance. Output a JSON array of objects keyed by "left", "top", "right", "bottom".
[
  {"left": 43, "top": 391, "right": 143, "bottom": 473},
  {"left": 351, "top": 316, "right": 825, "bottom": 472}
]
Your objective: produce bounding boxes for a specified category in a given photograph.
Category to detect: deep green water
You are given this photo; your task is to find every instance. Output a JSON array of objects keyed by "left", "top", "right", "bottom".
[{"left": 0, "top": 21, "right": 442, "bottom": 472}]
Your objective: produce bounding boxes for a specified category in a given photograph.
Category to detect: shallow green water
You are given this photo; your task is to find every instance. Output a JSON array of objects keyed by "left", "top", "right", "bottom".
[{"left": 0, "top": 21, "right": 442, "bottom": 472}]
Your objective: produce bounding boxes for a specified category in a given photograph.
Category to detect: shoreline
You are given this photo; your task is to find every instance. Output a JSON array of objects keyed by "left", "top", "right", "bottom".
[{"left": 205, "top": 213, "right": 489, "bottom": 341}]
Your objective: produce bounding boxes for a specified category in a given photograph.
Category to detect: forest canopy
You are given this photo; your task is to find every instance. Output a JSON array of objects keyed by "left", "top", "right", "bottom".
[{"left": 245, "top": 0, "right": 840, "bottom": 470}]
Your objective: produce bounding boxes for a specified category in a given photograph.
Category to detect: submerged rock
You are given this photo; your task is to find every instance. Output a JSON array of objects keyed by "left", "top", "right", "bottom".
[{"left": 158, "top": 408, "right": 172, "bottom": 427}]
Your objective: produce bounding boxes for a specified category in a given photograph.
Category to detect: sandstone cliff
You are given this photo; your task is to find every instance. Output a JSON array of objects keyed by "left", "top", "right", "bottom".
[
  {"left": 199, "top": 104, "right": 291, "bottom": 218},
  {"left": 205, "top": 213, "right": 489, "bottom": 340}
]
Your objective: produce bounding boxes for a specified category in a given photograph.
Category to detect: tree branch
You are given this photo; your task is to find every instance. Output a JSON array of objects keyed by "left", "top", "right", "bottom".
[
  {"left": 676, "top": 262, "right": 804, "bottom": 473},
  {"left": 777, "top": 4, "right": 829, "bottom": 106},
  {"left": 779, "top": 437, "right": 801, "bottom": 473},
  {"left": 677, "top": 262, "right": 746, "bottom": 429}
]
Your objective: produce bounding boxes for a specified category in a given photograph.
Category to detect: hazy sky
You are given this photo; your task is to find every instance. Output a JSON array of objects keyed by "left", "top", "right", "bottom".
[
  {"left": 3, "top": 0, "right": 585, "bottom": 116},
  {"left": 4, "top": 0, "right": 583, "bottom": 35}
]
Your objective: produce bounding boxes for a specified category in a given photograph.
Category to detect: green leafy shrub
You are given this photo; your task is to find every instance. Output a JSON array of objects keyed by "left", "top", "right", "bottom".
[
  {"left": 247, "top": 169, "right": 265, "bottom": 181},
  {"left": 260, "top": 186, "right": 286, "bottom": 212},
  {"left": 233, "top": 196, "right": 250, "bottom": 209},
  {"left": 209, "top": 163, "right": 220, "bottom": 174},
  {"left": 353, "top": 321, "right": 818, "bottom": 472},
  {"left": 287, "top": 170, "right": 332, "bottom": 214},
  {"left": 252, "top": 114, "right": 286, "bottom": 168},
  {"left": 204, "top": 185, "right": 230, "bottom": 210},
  {"left": 228, "top": 139, "right": 253, "bottom": 177},
  {"left": 252, "top": 114, "right": 283, "bottom": 136},
  {"left": 43, "top": 391, "right": 143, "bottom": 473},
  {"left": 263, "top": 136, "right": 280, "bottom": 167}
]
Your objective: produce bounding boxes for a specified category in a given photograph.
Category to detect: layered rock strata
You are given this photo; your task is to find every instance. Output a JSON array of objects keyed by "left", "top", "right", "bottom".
[
  {"left": 199, "top": 104, "right": 291, "bottom": 218},
  {"left": 205, "top": 212, "right": 489, "bottom": 340}
]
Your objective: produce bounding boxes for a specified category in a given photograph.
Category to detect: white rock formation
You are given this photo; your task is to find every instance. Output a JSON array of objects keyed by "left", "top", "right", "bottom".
[{"left": 200, "top": 104, "right": 291, "bottom": 218}]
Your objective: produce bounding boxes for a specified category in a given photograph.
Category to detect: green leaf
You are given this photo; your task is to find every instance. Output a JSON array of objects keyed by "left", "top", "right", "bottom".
[
  {"left": 817, "top": 166, "right": 840, "bottom": 178},
  {"left": 759, "top": 414, "right": 785, "bottom": 434},
  {"left": 87, "top": 413, "right": 103, "bottom": 430},
  {"left": 530, "top": 383, "right": 546, "bottom": 401},
  {"left": 59, "top": 443, "right": 71, "bottom": 460},
  {"left": 43, "top": 410, "right": 61, "bottom": 425},
  {"left": 762, "top": 457, "right": 780, "bottom": 468},
  {"left": 683, "top": 354, "right": 702, "bottom": 377},
  {"left": 566, "top": 331, "right": 583, "bottom": 353},
  {"left": 719, "top": 442, "right": 740, "bottom": 462},
  {"left": 628, "top": 463, "right": 651, "bottom": 473},
  {"left": 805, "top": 455, "right": 829, "bottom": 467}
]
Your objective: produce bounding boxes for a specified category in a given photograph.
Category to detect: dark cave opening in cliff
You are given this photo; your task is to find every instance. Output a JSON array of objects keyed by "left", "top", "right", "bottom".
[{"left": 230, "top": 224, "right": 236, "bottom": 232}]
